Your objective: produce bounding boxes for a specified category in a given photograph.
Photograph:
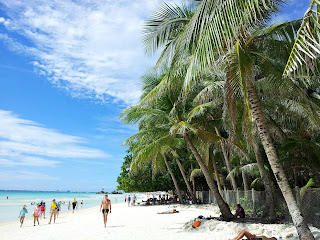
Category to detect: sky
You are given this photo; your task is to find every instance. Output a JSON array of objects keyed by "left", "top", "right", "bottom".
[{"left": 0, "top": 0, "right": 311, "bottom": 192}]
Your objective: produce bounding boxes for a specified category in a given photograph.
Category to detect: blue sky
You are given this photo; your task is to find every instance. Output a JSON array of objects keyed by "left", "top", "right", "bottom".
[{"left": 0, "top": 0, "right": 311, "bottom": 192}]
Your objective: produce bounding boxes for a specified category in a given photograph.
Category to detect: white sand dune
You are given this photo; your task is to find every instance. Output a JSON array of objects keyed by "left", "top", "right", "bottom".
[{"left": 0, "top": 203, "right": 319, "bottom": 240}]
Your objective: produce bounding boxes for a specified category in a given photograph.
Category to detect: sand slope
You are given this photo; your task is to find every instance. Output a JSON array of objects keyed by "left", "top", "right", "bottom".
[{"left": 0, "top": 203, "right": 319, "bottom": 240}]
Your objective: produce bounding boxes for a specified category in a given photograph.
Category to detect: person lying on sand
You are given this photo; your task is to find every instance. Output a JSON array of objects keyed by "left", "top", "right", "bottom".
[
  {"left": 233, "top": 230, "right": 277, "bottom": 240},
  {"left": 157, "top": 209, "right": 179, "bottom": 214}
]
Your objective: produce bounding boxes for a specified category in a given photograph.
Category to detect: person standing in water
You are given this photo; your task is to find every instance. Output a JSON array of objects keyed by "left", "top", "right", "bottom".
[
  {"left": 48, "top": 199, "right": 57, "bottom": 224},
  {"left": 40, "top": 202, "right": 46, "bottom": 219},
  {"left": 19, "top": 205, "right": 28, "bottom": 227},
  {"left": 128, "top": 195, "right": 131, "bottom": 207},
  {"left": 99, "top": 194, "right": 111, "bottom": 228},
  {"left": 72, "top": 198, "right": 76, "bottom": 213}
]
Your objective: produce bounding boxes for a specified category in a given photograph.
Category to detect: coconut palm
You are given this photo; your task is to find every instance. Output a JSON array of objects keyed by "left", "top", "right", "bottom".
[
  {"left": 122, "top": 68, "right": 236, "bottom": 218},
  {"left": 122, "top": 122, "right": 184, "bottom": 204},
  {"left": 142, "top": 0, "right": 317, "bottom": 237}
]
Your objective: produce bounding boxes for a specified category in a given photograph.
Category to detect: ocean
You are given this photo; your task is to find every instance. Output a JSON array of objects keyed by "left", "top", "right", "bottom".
[{"left": 0, "top": 190, "right": 126, "bottom": 223}]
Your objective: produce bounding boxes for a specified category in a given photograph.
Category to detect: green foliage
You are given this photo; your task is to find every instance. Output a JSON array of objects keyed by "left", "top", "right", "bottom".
[{"left": 117, "top": 150, "right": 186, "bottom": 192}]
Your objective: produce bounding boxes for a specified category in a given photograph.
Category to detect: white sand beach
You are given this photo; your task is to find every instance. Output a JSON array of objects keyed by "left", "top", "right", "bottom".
[{"left": 0, "top": 203, "right": 319, "bottom": 240}]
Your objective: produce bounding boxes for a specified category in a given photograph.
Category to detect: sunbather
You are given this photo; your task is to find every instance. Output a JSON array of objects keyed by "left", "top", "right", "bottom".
[
  {"left": 233, "top": 230, "right": 277, "bottom": 240},
  {"left": 157, "top": 209, "right": 179, "bottom": 214}
]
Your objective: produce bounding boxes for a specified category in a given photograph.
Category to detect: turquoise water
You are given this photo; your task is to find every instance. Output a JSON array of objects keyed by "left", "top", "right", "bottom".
[{"left": 0, "top": 191, "right": 125, "bottom": 223}]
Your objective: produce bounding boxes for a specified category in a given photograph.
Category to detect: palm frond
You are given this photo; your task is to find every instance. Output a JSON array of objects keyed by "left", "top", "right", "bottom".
[
  {"left": 143, "top": 2, "right": 196, "bottom": 56},
  {"left": 189, "top": 168, "right": 203, "bottom": 180},
  {"left": 283, "top": 0, "right": 320, "bottom": 77},
  {"left": 171, "top": 0, "right": 282, "bottom": 86}
]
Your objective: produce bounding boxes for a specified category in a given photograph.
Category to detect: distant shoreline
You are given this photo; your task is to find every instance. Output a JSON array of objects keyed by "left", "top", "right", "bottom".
[{"left": 0, "top": 190, "right": 95, "bottom": 193}]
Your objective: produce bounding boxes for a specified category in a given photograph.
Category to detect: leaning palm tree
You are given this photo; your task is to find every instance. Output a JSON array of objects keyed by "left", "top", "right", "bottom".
[
  {"left": 142, "top": 1, "right": 317, "bottom": 238},
  {"left": 122, "top": 68, "right": 235, "bottom": 218},
  {"left": 171, "top": 149, "right": 197, "bottom": 201},
  {"left": 122, "top": 125, "right": 184, "bottom": 204}
]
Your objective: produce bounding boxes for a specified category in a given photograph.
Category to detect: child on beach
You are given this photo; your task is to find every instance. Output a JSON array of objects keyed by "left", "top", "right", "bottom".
[
  {"left": 40, "top": 203, "right": 46, "bottom": 219},
  {"left": 33, "top": 204, "right": 41, "bottom": 226},
  {"left": 19, "top": 205, "right": 28, "bottom": 227},
  {"left": 56, "top": 202, "right": 61, "bottom": 217}
]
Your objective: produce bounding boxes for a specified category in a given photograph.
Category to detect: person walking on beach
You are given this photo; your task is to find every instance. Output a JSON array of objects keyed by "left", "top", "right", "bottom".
[
  {"left": 125, "top": 197, "right": 127, "bottom": 203},
  {"left": 128, "top": 195, "right": 131, "bottom": 207},
  {"left": 56, "top": 201, "right": 61, "bottom": 218},
  {"left": 133, "top": 195, "right": 136, "bottom": 206},
  {"left": 68, "top": 201, "right": 71, "bottom": 210},
  {"left": 100, "top": 194, "right": 111, "bottom": 228},
  {"left": 49, "top": 199, "right": 57, "bottom": 224},
  {"left": 33, "top": 204, "right": 41, "bottom": 226},
  {"left": 40, "top": 202, "right": 46, "bottom": 219},
  {"left": 19, "top": 205, "right": 28, "bottom": 227},
  {"left": 81, "top": 200, "right": 83, "bottom": 208},
  {"left": 72, "top": 198, "right": 76, "bottom": 213}
]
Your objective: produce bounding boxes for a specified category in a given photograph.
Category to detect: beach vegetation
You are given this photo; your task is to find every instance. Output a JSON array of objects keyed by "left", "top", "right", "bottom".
[{"left": 118, "top": 1, "right": 320, "bottom": 239}]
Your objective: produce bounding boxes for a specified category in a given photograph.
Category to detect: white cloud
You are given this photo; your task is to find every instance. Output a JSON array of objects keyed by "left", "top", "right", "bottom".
[
  {"left": 0, "top": 156, "right": 60, "bottom": 167},
  {"left": 0, "top": 0, "right": 161, "bottom": 105},
  {"left": 0, "top": 110, "right": 109, "bottom": 160},
  {"left": 0, "top": 170, "right": 59, "bottom": 181}
]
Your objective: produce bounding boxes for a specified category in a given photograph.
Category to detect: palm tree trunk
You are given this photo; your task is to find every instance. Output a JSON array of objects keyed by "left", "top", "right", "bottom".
[
  {"left": 215, "top": 128, "right": 238, "bottom": 190},
  {"left": 175, "top": 158, "right": 197, "bottom": 202},
  {"left": 253, "top": 128, "right": 276, "bottom": 221},
  {"left": 209, "top": 145, "right": 223, "bottom": 193},
  {"left": 191, "top": 163, "right": 196, "bottom": 194},
  {"left": 184, "top": 134, "right": 234, "bottom": 219},
  {"left": 242, "top": 170, "right": 249, "bottom": 191},
  {"left": 247, "top": 79, "right": 314, "bottom": 240},
  {"left": 162, "top": 153, "right": 183, "bottom": 204}
]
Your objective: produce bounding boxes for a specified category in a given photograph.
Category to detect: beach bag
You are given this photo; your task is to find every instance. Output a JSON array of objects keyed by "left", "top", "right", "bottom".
[{"left": 192, "top": 220, "right": 201, "bottom": 228}]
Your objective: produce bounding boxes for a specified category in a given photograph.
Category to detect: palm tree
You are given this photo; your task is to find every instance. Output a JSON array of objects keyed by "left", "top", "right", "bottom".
[
  {"left": 123, "top": 68, "right": 235, "bottom": 218},
  {"left": 144, "top": 1, "right": 316, "bottom": 238},
  {"left": 171, "top": 150, "right": 197, "bottom": 202},
  {"left": 122, "top": 123, "right": 184, "bottom": 204}
]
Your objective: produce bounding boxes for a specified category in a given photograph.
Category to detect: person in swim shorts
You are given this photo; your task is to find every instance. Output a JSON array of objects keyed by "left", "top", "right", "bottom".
[
  {"left": 49, "top": 199, "right": 57, "bottom": 224},
  {"left": 100, "top": 194, "right": 111, "bottom": 228}
]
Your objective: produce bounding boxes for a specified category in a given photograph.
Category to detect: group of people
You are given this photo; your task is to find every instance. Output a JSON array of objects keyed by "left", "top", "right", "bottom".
[
  {"left": 18, "top": 200, "right": 47, "bottom": 227},
  {"left": 18, "top": 198, "right": 83, "bottom": 227},
  {"left": 124, "top": 195, "right": 136, "bottom": 206}
]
